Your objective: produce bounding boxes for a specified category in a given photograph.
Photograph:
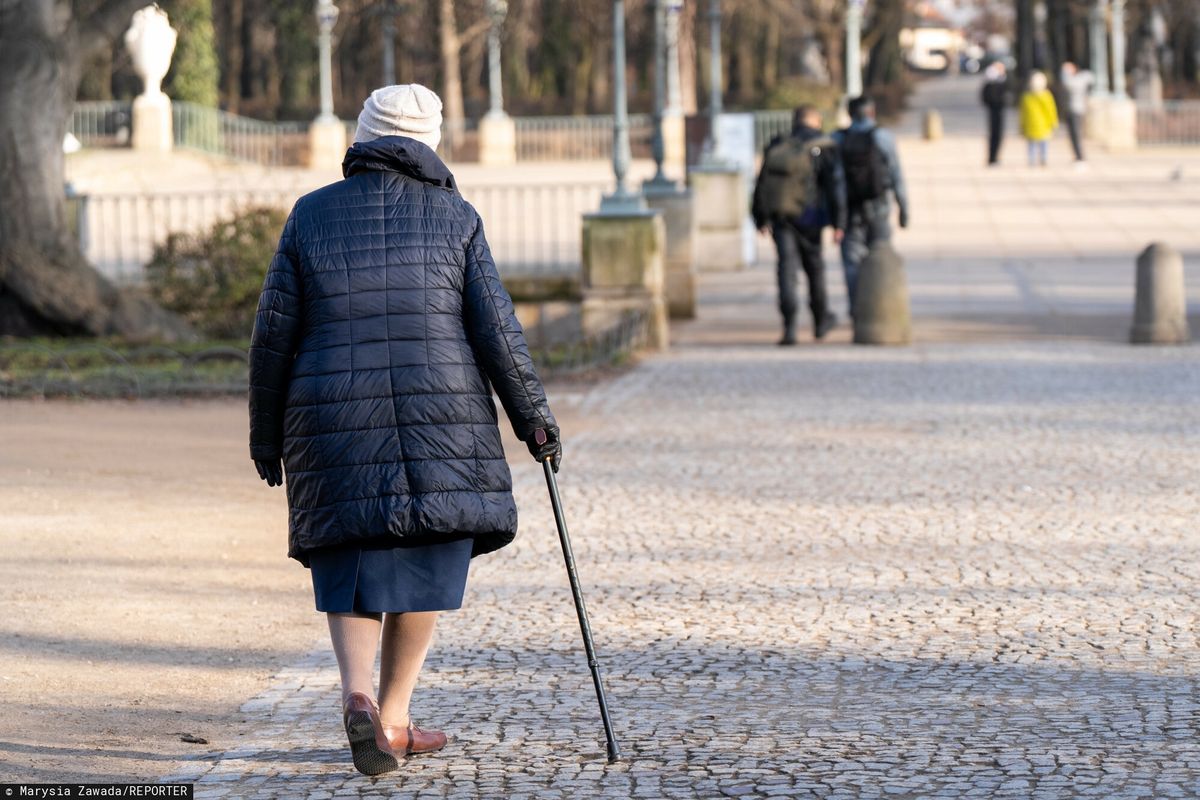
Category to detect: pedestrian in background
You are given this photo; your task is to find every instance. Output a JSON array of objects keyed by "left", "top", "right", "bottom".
[
  {"left": 1019, "top": 71, "right": 1059, "bottom": 167},
  {"left": 981, "top": 62, "right": 1009, "bottom": 166},
  {"left": 834, "top": 96, "right": 909, "bottom": 318},
  {"left": 752, "top": 105, "right": 846, "bottom": 345},
  {"left": 248, "top": 84, "right": 561, "bottom": 776},
  {"left": 1060, "top": 61, "right": 1094, "bottom": 167}
]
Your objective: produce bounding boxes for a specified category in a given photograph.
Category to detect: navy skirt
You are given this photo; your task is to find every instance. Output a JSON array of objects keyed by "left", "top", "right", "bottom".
[{"left": 308, "top": 537, "right": 474, "bottom": 613}]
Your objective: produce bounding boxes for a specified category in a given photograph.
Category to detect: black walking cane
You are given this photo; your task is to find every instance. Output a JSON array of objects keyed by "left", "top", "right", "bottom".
[{"left": 537, "top": 434, "right": 621, "bottom": 763}]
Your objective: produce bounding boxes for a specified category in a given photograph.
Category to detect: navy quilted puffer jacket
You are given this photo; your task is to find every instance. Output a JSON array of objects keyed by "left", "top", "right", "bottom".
[{"left": 248, "top": 136, "right": 556, "bottom": 566}]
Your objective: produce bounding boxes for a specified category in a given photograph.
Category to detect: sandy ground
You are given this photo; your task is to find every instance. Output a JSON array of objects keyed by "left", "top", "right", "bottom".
[{"left": 0, "top": 382, "right": 593, "bottom": 784}]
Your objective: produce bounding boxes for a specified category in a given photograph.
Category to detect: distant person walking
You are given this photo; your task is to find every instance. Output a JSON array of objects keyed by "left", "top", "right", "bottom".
[
  {"left": 981, "top": 62, "right": 1009, "bottom": 166},
  {"left": 1019, "top": 71, "right": 1059, "bottom": 167},
  {"left": 1060, "top": 62, "right": 1094, "bottom": 165},
  {"left": 248, "top": 84, "right": 560, "bottom": 776},
  {"left": 834, "top": 96, "right": 909, "bottom": 317},
  {"left": 752, "top": 105, "right": 846, "bottom": 344}
]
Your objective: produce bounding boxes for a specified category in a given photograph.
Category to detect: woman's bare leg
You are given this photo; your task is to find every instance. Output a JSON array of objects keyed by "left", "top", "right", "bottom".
[
  {"left": 377, "top": 611, "right": 439, "bottom": 726},
  {"left": 327, "top": 611, "right": 383, "bottom": 703}
]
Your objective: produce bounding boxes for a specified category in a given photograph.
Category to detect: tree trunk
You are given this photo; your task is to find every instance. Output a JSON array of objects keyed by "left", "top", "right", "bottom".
[
  {"left": 0, "top": 1, "right": 192, "bottom": 340},
  {"left": 679, "top": 0, "right": 698, "bottom": 115},
  {"left": 438, "top": 0, "right": 465, "bottom": 147}
]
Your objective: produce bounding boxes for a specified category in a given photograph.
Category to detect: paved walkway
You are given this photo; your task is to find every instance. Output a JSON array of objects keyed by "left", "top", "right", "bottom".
[{"left": 167, "top": 77, "right": 1200, "bottom": 799}]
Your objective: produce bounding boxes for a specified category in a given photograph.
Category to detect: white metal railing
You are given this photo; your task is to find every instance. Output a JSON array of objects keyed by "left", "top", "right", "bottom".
[
  {"left": 69, "top": 180, "right": 609, "bottom": 284},
  {"left": 72, "top": 102, "right": 801, "bottom": 162},
  {"left": 513, "top": 114, "right": 655, "bottom": 160},
  {"left": 1136, "top": 101, "right": 1200, "bottom": 146},
  {"left": 70, "top": 101, "right": 132, "bottom": 147}
]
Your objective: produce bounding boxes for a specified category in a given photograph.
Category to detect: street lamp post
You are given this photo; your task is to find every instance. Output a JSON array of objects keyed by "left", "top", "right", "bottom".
[
  {"left": 379, "top": 2, "right": 399, "bottom": 86},
  {"left": 1110, "top": 0, "right": 1127, "bottom": 96},
  {"left": 647, "top": 0, "right": 671, "bottom": 187},
  {"left": 316, "top": 0, "right": 339, "bottom": 123},
  {"left": 600, "top": 0, "right": 643, "bottom": 211},
  {"left": 486, "top": 0, "right": 508, "bottom": 116},
  {"left": 705, "top": 0, "right": 722, "bottom": 160},
  {"left": 846, "top": 0, "right": 865, "bottom": 99},
  {"left": 1091, "top": 0, "right": 1111, "bottom": 94}
]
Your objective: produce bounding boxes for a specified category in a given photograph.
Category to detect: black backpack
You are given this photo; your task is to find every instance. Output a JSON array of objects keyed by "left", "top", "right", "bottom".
[
  {"left": 758, "top": 135, "right": 828, "bottom": 219},
  {"left": 841, "top": 128, "right": 887, "bottom": 205}
]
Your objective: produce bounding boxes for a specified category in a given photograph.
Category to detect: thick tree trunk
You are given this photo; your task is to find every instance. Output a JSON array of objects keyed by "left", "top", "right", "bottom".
[{"left": 0, "top": 1, "right": 192, "bottom": 340}]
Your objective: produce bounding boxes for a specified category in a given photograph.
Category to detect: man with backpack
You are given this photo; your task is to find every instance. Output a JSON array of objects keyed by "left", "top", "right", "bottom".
[
  {"left": 834, "top": 96, "right": 909, "bottom": 318},
  {"left": 751, "top": 105, "right": 846, "bottom": 345}
]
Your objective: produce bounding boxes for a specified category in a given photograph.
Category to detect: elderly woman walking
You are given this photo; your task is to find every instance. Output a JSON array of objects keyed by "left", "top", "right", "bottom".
[
  {"left": 248, "top": 84, "right": 561, "bottom": 776},
  {"left": 1019, "top": 71, "right": 1059, "bottom": 167}
]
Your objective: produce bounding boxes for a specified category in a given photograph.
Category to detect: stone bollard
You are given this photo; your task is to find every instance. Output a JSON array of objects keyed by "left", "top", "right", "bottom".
[
  {"left": 642, "top": 182, "right": 697, "bottom": 319},
  {"left": 1131, "top": 243, "right": 1191, "bottom": 344},
  {"left": 922, "top": 109, "right": 944, "bottom": 141},
  {"left": 581, "top": 210, "right": 669, "bottom": 350},
  {"left": 853, "top": 242, "right": 912, "bottom": 345},
  {"left": 688, "top": 166, "right": 748, "bottom": 272}
]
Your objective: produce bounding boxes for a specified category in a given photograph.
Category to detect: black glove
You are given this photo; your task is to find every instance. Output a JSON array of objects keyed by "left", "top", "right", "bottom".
[
  {"left": 527, "top": 427, "right": 562, "bottom": 473},
  {"left": 255, "top": 458, "right": 284, "bottom": 487},
  {"left": 898, "top": 207, "right": 909, "bottom": 229}
]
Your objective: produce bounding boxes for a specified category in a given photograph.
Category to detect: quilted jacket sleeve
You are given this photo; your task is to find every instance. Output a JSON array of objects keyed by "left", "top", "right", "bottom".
[
  {"left": 248, "top": 210, "right": 304, "bottom": 461},
  {"left": 462, "top": 216, "right": 556, "bottom": 442}
]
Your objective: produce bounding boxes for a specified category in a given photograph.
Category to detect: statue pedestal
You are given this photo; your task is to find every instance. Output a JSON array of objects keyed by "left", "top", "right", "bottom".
[
  {"left": 478, "top": 112, "right": 517, "bottom": 166},
  {"left": 308, "top": 117, "right": 347, "bottom": 171},
  {"left": 1105, "top": 96, "right": 1138, "bottom": 152},
  {"left": 1085, "top": 95, "right": 1110, "bottom": 142},
  {"left": 688, "top": 166, "right": 747, "bottom": 272},
  {"left": 661, "top": 113, "right": 686, "bottom": 179},
  {"left": 131, "top": 94, "right": 173, "bottom": 153},
  {"left": 642, "top": 181, "right": 697, "bottom": 319},
  {"left": 581, "top": 211, "right": 668, "bottom": 350}
]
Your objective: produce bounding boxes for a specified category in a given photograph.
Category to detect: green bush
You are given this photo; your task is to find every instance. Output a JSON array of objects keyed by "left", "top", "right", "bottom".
[{"left": 145, "top": 206, "right": 288, "bottom": 339}]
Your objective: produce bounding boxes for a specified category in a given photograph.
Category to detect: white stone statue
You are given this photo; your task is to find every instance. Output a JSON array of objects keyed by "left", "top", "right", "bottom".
[{"left": 124, "top": 5, "right": 177, "bottom": 101}]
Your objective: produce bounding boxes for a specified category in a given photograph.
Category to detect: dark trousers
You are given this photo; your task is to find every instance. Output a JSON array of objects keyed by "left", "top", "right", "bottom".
[
  {"left": 987, "top": 108, "right": 1005, "bottom": 164},
  {"left": 840, "top": 198, "right": 893, "bottom": 316},
  {"left": 1066, "top": 111, "right": 1085, "bottom": 161},
  {"left": 771, "top": 220, "right": 831, "bottom": 336}
]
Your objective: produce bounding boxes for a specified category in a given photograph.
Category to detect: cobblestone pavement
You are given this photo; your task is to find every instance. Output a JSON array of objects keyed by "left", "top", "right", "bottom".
[{"left": 170, "top": 325, "right": 1200, "bottom": 797}]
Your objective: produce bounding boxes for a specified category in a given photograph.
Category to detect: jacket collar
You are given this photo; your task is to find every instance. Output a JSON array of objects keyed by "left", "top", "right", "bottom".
[{"left": 341, "top": 136, "right": 457, "bottom": 191}]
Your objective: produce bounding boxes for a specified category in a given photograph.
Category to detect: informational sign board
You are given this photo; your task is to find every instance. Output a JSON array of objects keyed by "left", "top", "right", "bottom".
[{"left": 715, "top": 113, "right": 759, "bottom": 265}]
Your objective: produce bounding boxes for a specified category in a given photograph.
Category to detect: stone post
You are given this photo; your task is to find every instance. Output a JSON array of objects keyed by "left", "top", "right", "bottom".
[
  {"left": 853, "top": 242, "right": 912, "bottom": 345},
  {"left": 479, "top": 0, "right": 517, "bottom": 165},
  {"left": 124, "top": 6, "right": 177, "bottom": 153},
  {"left": 922, "top": 109, "right": 944, "bottom": 141},
  {"left": 308, "top": 0, "right": 347, "bottom": 171},
  {"left": 1131, "top": 243, "right": 1191, "bottom": 344},
  {"left": 581, "top": 212, "right": 669, "bottom": 350},
  {"left": 643, "top": 184, "right": 697, "bottom": 319},
  {"left": 688, "top": 167, "right": 746, "bottom": 271}
]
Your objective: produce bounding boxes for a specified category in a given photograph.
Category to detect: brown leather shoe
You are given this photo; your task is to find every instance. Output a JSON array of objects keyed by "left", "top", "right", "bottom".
[
  {"left": 342, "top": 692, "right": 400, "bottom": 775},
  {"left": 382, "top": 721, "right": 448, "bottom": 755}
]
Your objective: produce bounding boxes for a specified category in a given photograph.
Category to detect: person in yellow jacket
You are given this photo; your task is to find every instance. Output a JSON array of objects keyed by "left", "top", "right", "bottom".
[{"left": 1019, "top": 71, "right": 1058, "bottom": 167}]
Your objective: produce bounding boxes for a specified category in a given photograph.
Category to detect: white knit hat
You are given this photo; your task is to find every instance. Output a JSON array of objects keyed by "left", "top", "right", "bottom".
[{"left": 354, "top": 84, "right": 443, "bottom": 150}]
